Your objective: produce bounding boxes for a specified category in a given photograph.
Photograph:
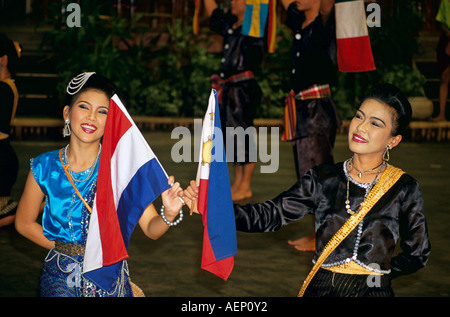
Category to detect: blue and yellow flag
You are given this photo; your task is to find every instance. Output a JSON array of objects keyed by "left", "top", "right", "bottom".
[
  {"left": 242, "top": 0, "right": 269, "bottom": 38},
  {"left": 242, "top": 0, "right": 276, "bottom": 52}
]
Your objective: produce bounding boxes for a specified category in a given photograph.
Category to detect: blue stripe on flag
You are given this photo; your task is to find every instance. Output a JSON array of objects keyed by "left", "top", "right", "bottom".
[
  {"left": 117, "top": 158, "right": 170, "bottom": 249},
  {"left": 83, "top": 261, "right": 123, "bottom": 291},
  {"left": 259, "top": 4, "right": 268, "bottom": 37},
  {"left": 242, "top": 4, "right": 254, "bottom": 36},
  {"left": 207, "top": 91, "right": 237, "bottom": 260}
]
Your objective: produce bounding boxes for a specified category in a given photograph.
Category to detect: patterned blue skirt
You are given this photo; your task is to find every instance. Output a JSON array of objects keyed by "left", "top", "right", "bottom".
[{"left": 40, "top": 248, "right": 133, "bottom": 297}]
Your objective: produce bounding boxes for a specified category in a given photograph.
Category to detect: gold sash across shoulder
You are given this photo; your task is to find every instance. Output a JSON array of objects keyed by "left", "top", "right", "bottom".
[{"left": 298, "top": 165, "right": 405, "bottom": 297}]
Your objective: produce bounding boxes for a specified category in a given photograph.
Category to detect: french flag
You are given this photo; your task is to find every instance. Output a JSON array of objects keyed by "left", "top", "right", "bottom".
[
  {"left": 196, "top": 90, "right": 237, "bottom": 281},
  {"left": 83, "top": 94, "right": 170, "bottom": 291}
]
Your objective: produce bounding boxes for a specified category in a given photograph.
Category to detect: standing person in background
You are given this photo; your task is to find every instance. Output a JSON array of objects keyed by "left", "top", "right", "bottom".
[
  {"left": 0, "top": 33, "right": 21, "bottom": 228},
  {"left": 281, "top": 0, "right": 340, "bottom": 251},
  {"left": 203, "top": 0, "right": 264, "bottom": 201},
  {"left": 433, "top": 0, "right": 450, "bottom": 122}
]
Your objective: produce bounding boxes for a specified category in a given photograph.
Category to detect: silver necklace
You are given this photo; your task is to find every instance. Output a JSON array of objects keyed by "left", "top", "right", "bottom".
[
  {"left": 345, "top": 159, "right": 385, "bottom": 215},
  {"left": 350, "top": 158, "right": 383, "bottom": 178},
  {"left": 64, "top": 144, "right": 101, "bottom": 183}
]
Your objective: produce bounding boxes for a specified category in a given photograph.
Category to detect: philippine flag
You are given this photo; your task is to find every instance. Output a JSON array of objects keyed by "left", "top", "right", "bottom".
[
  {"left": 83, "top": 94, "right": 170, "bottom": 291},
  {"left": 196, "top": 89, "right": 237, "bottom": 281}
]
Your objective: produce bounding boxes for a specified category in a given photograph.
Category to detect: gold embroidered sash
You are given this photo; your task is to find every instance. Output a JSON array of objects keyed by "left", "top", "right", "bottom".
[{"left": 298, "top": 165, "right": 405, "bottom": 297}]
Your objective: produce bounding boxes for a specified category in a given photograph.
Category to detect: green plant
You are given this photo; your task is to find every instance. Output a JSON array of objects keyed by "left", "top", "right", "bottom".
[
  {"left": 148, "top": 19, "right": 220, "bottom": 117},
  {"left": 40, "top": 0, "right": 151, "bottom": 112},
  {"left": 381, "top": 64, "right": 426, "bottom": 97}
]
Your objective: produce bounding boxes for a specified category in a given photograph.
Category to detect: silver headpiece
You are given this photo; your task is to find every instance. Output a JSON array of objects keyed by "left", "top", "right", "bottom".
[{"left": 66, "top": 72, "right": 96, "bottom": 95}]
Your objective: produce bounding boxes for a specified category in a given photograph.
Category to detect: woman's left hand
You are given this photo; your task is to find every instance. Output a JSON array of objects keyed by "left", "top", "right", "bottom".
[{"left": 161, "top": 176, "right": 184, "bottom": 221}]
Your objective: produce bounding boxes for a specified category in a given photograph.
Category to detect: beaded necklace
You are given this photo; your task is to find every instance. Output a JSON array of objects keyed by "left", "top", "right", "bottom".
[
  {"left": 64, "top": 144, "right": 101, "bottom": 183},
  {"left": 344, "top": 158, "right": 386, "bottom": 215}
]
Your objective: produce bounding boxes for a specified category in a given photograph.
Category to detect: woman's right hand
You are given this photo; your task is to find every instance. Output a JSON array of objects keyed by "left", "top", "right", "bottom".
[{"left": 179, "top": 180, "right": 200, "bottom": 215}]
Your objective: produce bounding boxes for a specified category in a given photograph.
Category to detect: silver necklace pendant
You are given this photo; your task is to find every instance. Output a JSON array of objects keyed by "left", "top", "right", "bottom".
[{"left": 351, "top": 158, "right": 383, "bottom": 179}]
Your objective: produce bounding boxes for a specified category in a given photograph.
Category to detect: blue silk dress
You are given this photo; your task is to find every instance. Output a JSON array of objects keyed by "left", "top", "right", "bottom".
[{"left": 31, "top": 148, "right": 132, "bottom": 297}]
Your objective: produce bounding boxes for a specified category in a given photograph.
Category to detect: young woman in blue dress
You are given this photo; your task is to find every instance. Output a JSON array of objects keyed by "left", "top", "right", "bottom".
[{"left": 15, "top": 72, "right": 184, "bottom": 296}]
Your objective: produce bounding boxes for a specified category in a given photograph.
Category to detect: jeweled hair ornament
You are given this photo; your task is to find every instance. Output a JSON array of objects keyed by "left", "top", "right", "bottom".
[{"left": 66, "top": 72, "right": 96, "bottom": 96}]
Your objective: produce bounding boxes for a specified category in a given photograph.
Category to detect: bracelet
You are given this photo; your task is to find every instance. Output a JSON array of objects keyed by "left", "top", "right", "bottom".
[{"left": 160, "top": 205, "right": 183, "bottom": 226}]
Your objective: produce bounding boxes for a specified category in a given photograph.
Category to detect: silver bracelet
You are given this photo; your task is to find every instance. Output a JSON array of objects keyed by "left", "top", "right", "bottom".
[{"left": 160, "top": 205, "right": 183, "bottom": 226}]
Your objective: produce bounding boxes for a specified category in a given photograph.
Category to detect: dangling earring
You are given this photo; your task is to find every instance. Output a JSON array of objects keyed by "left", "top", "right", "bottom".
[
  {"left": 63, "top": 119, "right": 71, "bottom": 137},
  {"left": 383, "top": 144, "right": 391, "bottom": 162}
]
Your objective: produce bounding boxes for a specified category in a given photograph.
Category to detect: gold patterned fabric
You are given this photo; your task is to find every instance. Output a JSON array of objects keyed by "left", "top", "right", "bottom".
[
  {"left": 323, "top": 261, "right": 382, "bottom": 275},
  {"left": 54, "top": 240, "right": 85, "bottom": 257}
]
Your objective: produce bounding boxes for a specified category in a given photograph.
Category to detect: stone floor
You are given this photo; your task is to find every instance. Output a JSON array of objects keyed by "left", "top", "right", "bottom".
[{"left": 1, "top": 132, "right": 449, "bottom": 297}]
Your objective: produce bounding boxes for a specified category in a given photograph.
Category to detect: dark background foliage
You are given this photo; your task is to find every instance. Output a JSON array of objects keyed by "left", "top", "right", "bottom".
[{"left": 41, "top": 0, "right": 424, "bottom": 120}]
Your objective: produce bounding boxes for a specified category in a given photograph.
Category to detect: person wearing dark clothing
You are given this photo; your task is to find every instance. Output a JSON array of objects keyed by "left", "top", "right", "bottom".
[
  {"left": 283, "top": 0, "right": 339, "bottom": 182},
  {"left": 282, "top": 0, "right": 340, "bottom": 251},
  {"left": 204, "top": 0, "right": 264, "bottom": 201},
  {"left": 0, "top": 33, "right": 20, "bottom": 227}
]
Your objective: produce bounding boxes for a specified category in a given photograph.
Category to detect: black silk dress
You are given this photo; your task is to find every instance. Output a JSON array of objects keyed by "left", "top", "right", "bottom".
[{"left": 234, "top": 162, "right": 431, "bottom": 296}]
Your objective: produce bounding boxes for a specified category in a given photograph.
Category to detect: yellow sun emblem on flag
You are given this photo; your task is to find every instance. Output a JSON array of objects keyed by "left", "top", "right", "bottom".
[{"left": 201, "top": 137, "right": 212, "bottom": 166}]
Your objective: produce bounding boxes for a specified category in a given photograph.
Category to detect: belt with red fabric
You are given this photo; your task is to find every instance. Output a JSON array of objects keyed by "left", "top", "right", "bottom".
[
  {"left": 211, "top": 70, "right": 254, "bottom": 103},
  {"left": 293, "top": 84, "right": 331, "bottom": 100},
  {"left": 282, "top": 84, "right": 332, "bottom": 141}
]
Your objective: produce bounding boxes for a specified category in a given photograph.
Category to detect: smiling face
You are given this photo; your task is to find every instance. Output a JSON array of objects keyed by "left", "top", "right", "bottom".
[
  {"left": 63, "top": 89, "right": 109, "bottom": 144},
  {"left": 348, "top": 98, "right": 402, "bottom": 160}
]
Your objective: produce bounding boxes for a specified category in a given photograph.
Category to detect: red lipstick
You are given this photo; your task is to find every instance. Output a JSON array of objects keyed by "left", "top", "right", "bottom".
[
  {"left": 81, "top": 123, "right": 97, "bottom": 134},
  {"left": 352, "top": 133, "right": 367, "bottom": 143}
]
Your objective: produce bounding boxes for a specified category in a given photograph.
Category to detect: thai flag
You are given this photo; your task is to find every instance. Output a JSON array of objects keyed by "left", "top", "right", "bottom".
[
  {"left": 83, "top": 95, "right": 170, "bottom": 291},
  {"left": 196, "top": 89, "right": 237, "bottom": 280}
]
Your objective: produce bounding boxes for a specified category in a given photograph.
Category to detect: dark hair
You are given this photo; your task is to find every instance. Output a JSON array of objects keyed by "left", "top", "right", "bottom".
[
  {"left": 0, "top": 33, "right": 20, "bottom": 76},
  {"left": 363, "top": 83, "right": 412, "bottom": 136},
  {"left": 64, "top": 73, "right": 119, "bottom": 107}
]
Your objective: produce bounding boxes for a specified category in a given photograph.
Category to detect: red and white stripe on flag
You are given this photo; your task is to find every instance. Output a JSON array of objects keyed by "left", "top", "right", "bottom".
[
  {"left": 84, "top": 95, "right": 169, "bottom": 275},
  {"left": 335, "top": 0, "right": 375, "bottom": 72}
]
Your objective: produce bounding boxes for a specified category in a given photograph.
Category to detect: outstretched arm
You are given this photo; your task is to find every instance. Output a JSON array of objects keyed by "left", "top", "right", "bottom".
[
  {"left": 181, "top": 174, "right": 316, "bottom": 233},
  {"left": 138, "top": 176, "right": 184, "bottom": 239}
]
